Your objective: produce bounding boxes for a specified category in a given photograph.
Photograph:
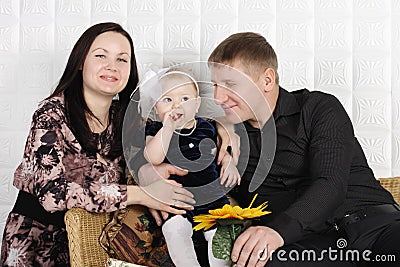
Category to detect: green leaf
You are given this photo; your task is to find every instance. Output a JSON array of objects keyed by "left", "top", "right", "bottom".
[
  {"left": 212, "top": 225, "right": 232, "bottom": 260},
  {"left": 229, "top": 223, "right": 243, "bottom": 242},
  {"left": 212, "top": 224, "right": 244, "bottom": 261}
]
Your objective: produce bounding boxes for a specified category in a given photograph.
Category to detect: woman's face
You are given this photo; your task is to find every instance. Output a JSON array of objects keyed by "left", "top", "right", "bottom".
[{"left": 82, "top": 31, "right": 131, "bottom": 99}]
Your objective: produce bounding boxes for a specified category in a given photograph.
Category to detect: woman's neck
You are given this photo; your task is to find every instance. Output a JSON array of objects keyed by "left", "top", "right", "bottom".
[{"left": 84, "top": 92, "right": 113, "bottom": 133}]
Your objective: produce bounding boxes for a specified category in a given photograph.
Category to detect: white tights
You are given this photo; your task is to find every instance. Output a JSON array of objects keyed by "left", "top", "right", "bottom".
[{"left": 162, "top": 215, "right": 231, "bottom": 267}]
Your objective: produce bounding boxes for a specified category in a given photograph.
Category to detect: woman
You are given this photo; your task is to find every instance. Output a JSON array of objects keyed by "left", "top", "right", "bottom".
[{"left": 0, "top": 22, "right": 194, "bottom": 267}]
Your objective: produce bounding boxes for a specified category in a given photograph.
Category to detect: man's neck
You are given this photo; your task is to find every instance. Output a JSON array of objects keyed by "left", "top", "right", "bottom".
[{"left": 247, "top": 85, "right": 279, "bottom": 129}]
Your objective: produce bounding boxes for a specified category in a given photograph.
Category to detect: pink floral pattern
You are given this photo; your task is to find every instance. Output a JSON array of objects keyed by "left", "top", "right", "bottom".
[{"left": 1, "top": 96, "right": 128, "bottom": 266}]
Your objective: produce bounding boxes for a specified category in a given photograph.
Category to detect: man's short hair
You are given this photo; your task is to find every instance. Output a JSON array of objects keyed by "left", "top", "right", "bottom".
[{"left": 208, "top": 32, "right": 279, "bottom": 84}]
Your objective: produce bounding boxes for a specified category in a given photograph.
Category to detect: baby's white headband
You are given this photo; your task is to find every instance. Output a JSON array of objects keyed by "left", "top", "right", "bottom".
[
  {"left": 136, "top": 68, "right": 200, "bottom": 103},
  {"left": 159, "top": 70, "right": 200, "bottom": 95}
]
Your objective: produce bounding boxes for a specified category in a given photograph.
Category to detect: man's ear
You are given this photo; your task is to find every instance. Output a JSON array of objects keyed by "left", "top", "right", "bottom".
[
  {"left": 263, "top": 68, "right": 276, "bottom": 92},
  {"left": 196, "top": 96, "right": 201, "bottom": 112}
]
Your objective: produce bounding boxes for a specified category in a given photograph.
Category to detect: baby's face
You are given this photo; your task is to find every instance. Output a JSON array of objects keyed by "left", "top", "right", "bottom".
[{"left": 155, "top": 77, "right": 200, "bottom": 128}]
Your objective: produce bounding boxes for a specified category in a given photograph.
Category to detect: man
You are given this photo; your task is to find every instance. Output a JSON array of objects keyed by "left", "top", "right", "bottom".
[{"left": 208, "top": 32, "right": 400, "bottom": 267}]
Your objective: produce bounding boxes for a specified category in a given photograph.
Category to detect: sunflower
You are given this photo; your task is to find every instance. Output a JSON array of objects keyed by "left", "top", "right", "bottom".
[{"left": 193, "top": 194, "right": 271, "bottom": 231}]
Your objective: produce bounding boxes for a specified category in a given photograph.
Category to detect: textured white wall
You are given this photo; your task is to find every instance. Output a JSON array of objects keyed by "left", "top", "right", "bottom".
[{"left": 0, "top": 0, "right": 399, "bottom": 243}]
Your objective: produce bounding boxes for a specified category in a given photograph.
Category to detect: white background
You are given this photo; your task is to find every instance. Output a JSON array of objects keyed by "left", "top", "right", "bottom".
[{"left": 0, "top": 0, "right": 399, "bottom": 243}]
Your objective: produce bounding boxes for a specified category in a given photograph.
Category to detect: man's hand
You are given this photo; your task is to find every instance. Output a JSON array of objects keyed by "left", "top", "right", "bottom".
[
  {"left": 216, "top": 118, "right": 240, "bottom": 165},
  {"left": 231, "top": 226, "right": 284, "bottom": 267},
  {"left": 220, "top": 154, "right": 241, "bottom": 187}
]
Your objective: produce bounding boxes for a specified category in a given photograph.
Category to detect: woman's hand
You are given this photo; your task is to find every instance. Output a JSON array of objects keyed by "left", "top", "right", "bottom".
[
  {"left": 136, "top": 162, "right": 187, "bottom": 185},
  {"left": 127, "top": 183, "right": 193, "bottom": 221},
  {"left": 148, "top": 208, "right": 169, "bottom": 226},
  {"left": 134, "top": 163, "right": 194, "bottom": 205},
  {"left": 132, "top": 163, "right": 195, "bottom": 225}
]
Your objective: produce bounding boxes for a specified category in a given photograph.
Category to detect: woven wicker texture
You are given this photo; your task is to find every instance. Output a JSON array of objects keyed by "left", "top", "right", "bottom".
[
  {"left": 378, "top": 177, "right": 400, "bottom": 204},
  {"left": 65, "top": 208, "right": 110, "bottom": 267}
]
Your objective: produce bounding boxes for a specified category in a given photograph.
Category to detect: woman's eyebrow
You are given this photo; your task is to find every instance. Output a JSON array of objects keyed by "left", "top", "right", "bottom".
[
  {"left": 119, "top": 52, "right": 131, "bottom": 57},
  {"left": 91, "top": 47, "right": 107, "bottom": 53},
  {"left": 91, "top": 47, "right": 131, "bottom": 57}
]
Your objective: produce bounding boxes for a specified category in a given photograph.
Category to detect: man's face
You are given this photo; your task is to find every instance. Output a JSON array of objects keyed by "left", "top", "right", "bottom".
[{"left": 210, "top": 62, "right": 267, "bottom": 126}]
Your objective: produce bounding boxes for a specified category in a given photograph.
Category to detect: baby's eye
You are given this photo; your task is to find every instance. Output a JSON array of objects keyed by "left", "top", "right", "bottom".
[
  {"left": 181, "top": 96, "right": 189, "bottom": 102},
  {"left": 162, "top": 97, "right": 172, "bottom": 103}
]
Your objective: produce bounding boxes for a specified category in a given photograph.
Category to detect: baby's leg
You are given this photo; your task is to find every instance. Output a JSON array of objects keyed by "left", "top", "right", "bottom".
[
  {"left": 204, "top": 228, "right": 231, "bottom": 267},
  {"left": 162, "top": 215, "right": 200, "bottom": 267}
]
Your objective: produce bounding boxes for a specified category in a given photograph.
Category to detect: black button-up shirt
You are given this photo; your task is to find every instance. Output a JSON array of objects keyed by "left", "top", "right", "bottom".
[{"left": 231, "top": 87, "right": 395, "bottom": 244}]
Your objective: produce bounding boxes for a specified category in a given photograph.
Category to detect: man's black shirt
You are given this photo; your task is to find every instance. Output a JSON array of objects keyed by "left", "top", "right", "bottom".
[{"left": 231, "top": 87, "right": 395, "bottom": 244}]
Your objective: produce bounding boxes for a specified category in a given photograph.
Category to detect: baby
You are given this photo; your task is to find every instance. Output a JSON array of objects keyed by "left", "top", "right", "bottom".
[{"left": 143, "top": 68, "right": 240, "bottom": 266}]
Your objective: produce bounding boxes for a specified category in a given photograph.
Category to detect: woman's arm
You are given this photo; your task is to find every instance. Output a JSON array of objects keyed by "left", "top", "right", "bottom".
[
  {"left": 16, "top": 100, "right": 195, "bottom": 215},
  {"left": 13, "top": 101, "right": 128, "bottom": 213}
]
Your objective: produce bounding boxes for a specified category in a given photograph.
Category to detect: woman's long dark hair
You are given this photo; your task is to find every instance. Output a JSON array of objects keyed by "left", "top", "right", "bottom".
[{"left": 49, "top": 22, "right": 138, "bottom": 160}]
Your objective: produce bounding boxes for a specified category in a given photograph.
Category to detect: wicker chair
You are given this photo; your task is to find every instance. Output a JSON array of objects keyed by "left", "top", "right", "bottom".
[
  {"left": 377, "top": 177, "right": 400, "bottom": 204},
  {"left": 64, "top": 177, "right": 400, "bottom": 267},
  {"left": 65, "top": 208, "right": 110, "bottom": 267}
]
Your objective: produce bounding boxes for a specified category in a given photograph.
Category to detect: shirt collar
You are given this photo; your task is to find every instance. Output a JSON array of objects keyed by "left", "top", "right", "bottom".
[
  {"left": 273, "top": 87, "right": 301, "bottom": 120},
  {"left": 236, "top": 87, "right": 301, "bottom": 133}
]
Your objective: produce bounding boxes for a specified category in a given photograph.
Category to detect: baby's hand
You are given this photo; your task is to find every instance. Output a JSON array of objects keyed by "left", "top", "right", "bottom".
[
  {"left": 163, "top": 109, "right": 184, "bottom": 131},
  {"left": 220, "top": 154, "right": 241, "bottom": 187}
]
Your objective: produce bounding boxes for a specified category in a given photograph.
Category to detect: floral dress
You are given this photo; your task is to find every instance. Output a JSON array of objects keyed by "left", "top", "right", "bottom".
[{"left": 1, "top": 96, "right": 128, "bottom": 267}]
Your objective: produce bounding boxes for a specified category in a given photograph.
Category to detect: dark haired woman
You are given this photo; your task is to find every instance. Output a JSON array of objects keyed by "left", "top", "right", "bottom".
[{"left": 0, "top": 22, "right": 194, "bottom": 266}]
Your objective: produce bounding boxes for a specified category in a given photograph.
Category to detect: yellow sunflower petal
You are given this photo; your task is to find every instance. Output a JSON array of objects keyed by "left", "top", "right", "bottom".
[
  {"left": 193, "top": 194, "right": 271, "bottom": 231},
  {"left": 193, "top": 220, "right": 216, "bottom": 231},
  {"left": 232, "top": 206, "right": 244, "bottom": 215},
  {"left": 248, "top": 193, "right": 258, "bottom": 208}
]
